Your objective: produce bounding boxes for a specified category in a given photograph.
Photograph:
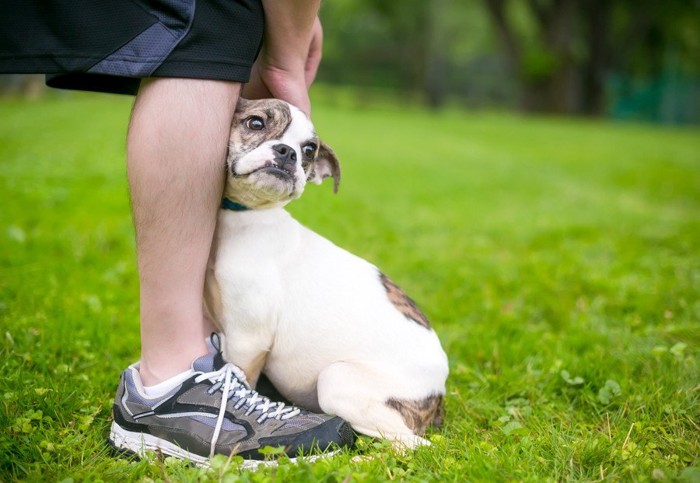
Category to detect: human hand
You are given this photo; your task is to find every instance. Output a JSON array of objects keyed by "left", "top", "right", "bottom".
[
  {"left": 304, "top": 16, "right": 323, "bottom": 88},
  {"left": 243, "top": 16, "right": 323, "bottom": 116}
]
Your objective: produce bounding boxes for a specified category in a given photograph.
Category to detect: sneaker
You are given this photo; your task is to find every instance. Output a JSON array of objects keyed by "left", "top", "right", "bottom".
[{"left": 108, "top": 334, "right": 355, "bottom": 466}]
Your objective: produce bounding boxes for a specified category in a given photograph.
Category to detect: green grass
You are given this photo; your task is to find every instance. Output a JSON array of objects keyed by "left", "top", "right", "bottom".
[{"left": 1, "top": 90, "right": 699, "bottom": 482}]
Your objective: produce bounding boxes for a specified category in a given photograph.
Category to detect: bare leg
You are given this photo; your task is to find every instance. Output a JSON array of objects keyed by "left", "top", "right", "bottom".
[{"left": 127, "top": 78, "right": 240, "bottom": 385}]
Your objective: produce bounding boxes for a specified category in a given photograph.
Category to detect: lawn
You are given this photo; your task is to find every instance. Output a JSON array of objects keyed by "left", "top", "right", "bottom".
[{"left": 1, "top": 90, "right": 698, "bottom": 482}]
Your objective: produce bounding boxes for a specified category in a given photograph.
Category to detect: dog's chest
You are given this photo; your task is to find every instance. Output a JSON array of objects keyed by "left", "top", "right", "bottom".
[
  {"left": 213, "top": 209, "right": 383, "bottom": 332},
  {"left": 213, "top": 209, "right": 332, "bottom": 315},
  {"left": 216, "top": 210, "right": 300, "bottom": 264}
]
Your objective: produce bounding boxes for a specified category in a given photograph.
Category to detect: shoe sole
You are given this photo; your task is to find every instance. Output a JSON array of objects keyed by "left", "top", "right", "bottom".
[{"left": 108, "top": 421, "right": 337, "bottom": 469}]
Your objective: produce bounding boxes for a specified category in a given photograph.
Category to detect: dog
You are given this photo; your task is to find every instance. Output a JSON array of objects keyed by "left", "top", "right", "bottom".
[{"left": 204, "top": 98, "right": 449, "bottom": 448}]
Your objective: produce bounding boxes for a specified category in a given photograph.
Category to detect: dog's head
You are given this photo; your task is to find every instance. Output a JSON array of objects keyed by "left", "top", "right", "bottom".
[{"left": 224, "top": 98, "right": 340, "bottom": 210}]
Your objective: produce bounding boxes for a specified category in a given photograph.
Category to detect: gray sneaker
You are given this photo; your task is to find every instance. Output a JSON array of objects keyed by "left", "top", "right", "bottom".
[{"left": 108, "top": 334, "right": 354, "bottom": 466}]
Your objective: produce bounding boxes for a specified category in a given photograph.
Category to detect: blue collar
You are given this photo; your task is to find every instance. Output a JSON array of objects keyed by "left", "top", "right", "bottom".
[{"left": 221, "top": 198, "right": 250, "bottom": 212}]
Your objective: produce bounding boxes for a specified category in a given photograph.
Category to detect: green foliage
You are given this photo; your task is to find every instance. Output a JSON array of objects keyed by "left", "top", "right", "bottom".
[
  {"left": 319, "top": 0, "right": 700, "bottom": 117},
  {"left": 1, "top": 91, "right": 699, "bottom": 481},
  {"left": 319, "top": 0, "right": 510, "bottom": 107}
]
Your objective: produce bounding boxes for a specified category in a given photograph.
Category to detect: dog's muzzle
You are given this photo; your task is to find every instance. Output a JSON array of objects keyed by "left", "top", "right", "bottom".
[{"left": 272, "top": 144, "right": 297, "bottom": 176}]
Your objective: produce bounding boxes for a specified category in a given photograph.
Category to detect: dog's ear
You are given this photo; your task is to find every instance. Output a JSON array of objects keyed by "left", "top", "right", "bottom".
[{"left": 309, "top": 142, "right": 341, "bottom": 193}]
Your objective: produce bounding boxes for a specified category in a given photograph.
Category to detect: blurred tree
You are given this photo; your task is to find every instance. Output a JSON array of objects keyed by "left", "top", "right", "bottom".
[
  {"left": 484, "top": 0, "right": 568, "bottom": 112},
  {"left": 482, "top": 0, "right": 700, "bottom": 115},
  {"left": 319, "top": 0, "right": 467, "bottom": 108},
  {"left": 361, "top": 0, "right": 431, "bottom": 98}
]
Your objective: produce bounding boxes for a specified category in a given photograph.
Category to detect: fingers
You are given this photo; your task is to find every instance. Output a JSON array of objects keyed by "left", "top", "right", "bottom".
[
  {"left": 305, "top": 17, "right": 323, "bottom": 88},
  {"left": 244, "top": 58, "right": 311, "bottom": 116},
  {"left": 243, "top": 16, "right": 323, "bottom": 116}
]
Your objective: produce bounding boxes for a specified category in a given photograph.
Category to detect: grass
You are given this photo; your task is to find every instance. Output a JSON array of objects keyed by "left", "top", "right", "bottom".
[{"left": 1, "top": 89, "right": 699, "bottom": 482}]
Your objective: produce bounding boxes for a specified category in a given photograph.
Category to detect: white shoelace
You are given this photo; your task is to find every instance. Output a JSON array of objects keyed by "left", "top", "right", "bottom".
[{"left": 193, "top": 362, "right": 301, "bottom": 457}]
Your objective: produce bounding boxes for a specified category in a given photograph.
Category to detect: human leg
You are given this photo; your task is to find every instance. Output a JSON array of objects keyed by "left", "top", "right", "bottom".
[{"left": 126, "top": 77, "right": 238, "bottom": 386}]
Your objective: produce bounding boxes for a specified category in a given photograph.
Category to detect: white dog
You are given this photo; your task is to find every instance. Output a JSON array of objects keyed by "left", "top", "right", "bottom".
[{"left": 205, "top": 99, "right": 449, "bottom": 448}]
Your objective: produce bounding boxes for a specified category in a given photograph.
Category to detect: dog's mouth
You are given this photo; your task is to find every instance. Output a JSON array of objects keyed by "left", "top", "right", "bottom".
[{"left": 235, "top": 162, "right": 295, "bottom": 181}]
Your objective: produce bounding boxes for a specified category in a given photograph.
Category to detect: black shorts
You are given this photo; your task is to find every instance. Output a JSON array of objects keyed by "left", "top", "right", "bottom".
[{"left": 0, "top": 0, "right": 264, "bottom": 95}]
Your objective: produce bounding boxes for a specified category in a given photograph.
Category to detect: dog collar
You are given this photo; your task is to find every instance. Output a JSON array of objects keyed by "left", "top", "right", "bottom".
[{"left": 221, "top": 198, "right": 250, "bottom": 212}]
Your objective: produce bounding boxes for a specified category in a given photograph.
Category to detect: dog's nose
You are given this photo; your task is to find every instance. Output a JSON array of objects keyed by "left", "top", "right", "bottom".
[{"left": 272, "top": 143, "right": 297, "bottom": 169}]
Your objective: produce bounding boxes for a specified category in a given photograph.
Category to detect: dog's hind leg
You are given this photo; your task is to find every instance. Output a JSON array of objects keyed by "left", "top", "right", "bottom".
[{"left": 316, "top": 362, "right": 430, "bottom": 449}]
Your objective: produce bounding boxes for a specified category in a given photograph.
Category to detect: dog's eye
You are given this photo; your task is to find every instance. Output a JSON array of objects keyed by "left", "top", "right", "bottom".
[
  {"left": 246, "top": 116, "right": 265, "bottom": 131},
  {"left": 302, "top": 143, "right": 317, "bottom": 159}
]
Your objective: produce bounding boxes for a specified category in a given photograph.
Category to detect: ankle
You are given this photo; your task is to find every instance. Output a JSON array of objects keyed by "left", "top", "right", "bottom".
[
  {"left": 139, "top": 358, "right": 197, "bottom": 386},
  {"left": 139, "top": 335, "right": 210, "bottom": 386}
]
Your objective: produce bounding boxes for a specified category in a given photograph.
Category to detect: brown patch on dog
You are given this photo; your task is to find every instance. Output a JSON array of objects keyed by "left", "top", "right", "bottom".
[
  {"left": 386, "top": 395, "right": 445, "bottom": 435},
  {"left": 228, "top": 99, "right": 293, "bottom": 165},
  {"left": 379, "top": 272, "right": 431, "bottom": 329}
]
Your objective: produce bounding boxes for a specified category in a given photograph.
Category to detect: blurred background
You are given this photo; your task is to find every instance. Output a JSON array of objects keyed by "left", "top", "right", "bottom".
[
  {"left": 318, "top": 0, "right": 700, "bottom": 124},
  {"left": 2, "top": 0, "right": 700, "bottom": 124}
]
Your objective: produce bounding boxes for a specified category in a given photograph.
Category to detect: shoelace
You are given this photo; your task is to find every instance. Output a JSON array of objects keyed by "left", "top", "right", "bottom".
[{"left": 193, "top": 362, "right": 301, "bottom": 457}]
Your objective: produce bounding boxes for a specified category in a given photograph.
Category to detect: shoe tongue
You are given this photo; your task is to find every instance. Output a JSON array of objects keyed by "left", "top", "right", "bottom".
[
  {"left": 191, "top": 352, "right": 217, "bottom": 373},
  {"left": 191, "top": 333, "right": 227, "bottom": 372}
]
